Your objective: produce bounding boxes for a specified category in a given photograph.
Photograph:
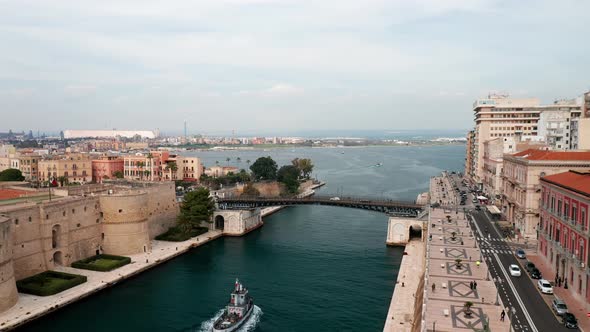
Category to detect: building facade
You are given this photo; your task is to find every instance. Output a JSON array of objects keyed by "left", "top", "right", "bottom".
[
  {"left": 538, "top": 171, "right": 590, "bottom": 305},
  {"left": 502, "top": 149, "right": 590, "bottom": 238},
  {"left": 92, "top": 156, "right": 124, "bottom": 183},
  {"left": 38, "top": 154, "right": 93, "bottom": 185},
  {"left": 18, "top": 154, "right": 41, "bottom": 183},
  {"left": 123, "top": 151, "right": 169, "bottom": 181}
]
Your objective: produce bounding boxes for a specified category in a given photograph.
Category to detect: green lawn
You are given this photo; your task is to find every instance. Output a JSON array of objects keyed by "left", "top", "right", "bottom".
[
  {"left": 155, "top": 226, "right": 209, "bottom": 242},
  {"left": 71, "top": 254, "right": 131, "bottom": 272},
  {"left": 17, "top": 271, "right": 87, "bottom": 296}
]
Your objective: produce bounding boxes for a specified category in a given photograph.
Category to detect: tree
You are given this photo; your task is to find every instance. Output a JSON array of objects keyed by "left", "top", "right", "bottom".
[
  {"left": 236, "top": 157, "right": 241, "bottom": 164},
  {"left": 277, "top": 165, "right": 300, "bottom": 194},
  {"left": 250, "top": 156, "right": 278, "bottom": 180},
  {"left": 113, "top": 170, "right": 124, "bottom": 179},
  {"left": 0, "top": 169, "right": 25, "bottom": 181},
  {"left": 291, "top": 158, "right": 314, "bottom": 179},
  {"left": 226, "top": 157, "right": 231, "bottom": 166},
  {"left": 241, "top": 183, "right": 260, "bottom": 197},
  {"left": 136, "top": 161, "right": 145, "bottom": 180},
  {"left": 177, "top": 188, "right": 216, "bottom": 233},
  {"left": 169, "top": 162, "right": 178, "bottom": 180},
  {"left": 58, "top": 176, "right": 68, "bottom": 187}
]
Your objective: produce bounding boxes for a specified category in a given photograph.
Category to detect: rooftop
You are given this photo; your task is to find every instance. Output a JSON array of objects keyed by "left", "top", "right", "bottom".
[
  {"left": 510, "top": 149, "right": 590, "bottom": 161},
  {"left": 542, "top": 171, "right": 590, "bottom": 197}
]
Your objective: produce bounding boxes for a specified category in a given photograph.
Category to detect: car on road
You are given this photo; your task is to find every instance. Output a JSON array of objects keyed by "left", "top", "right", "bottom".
[
  {"left": 562, "top": 313, "right": 578, "bottom": 329},
  {"left": 551, "top": 298, "right": 568, "bottom": 316},
  {"left": 530, "top": 268, "right": 542, "bottom": 279},
  {"left": 329, "top": 197, "right": 341, "bottom": 201},
  {"left": 472, "top": 198, "right": 478, "bottom": 203},
  {"left": 515, "top": 249, "right": 526, "bottom": 259},
  {"left": 537, "top": 279, "right": 553, "bottom": 294},
  {"left": 524, "top": 261, "right": 536, "bottom": 272},
  {"left": 509, "top": 264, "right": 521, "bottom": 277},
  {"left": 475, "top": 205, "right": 481, "bottom": 211}
]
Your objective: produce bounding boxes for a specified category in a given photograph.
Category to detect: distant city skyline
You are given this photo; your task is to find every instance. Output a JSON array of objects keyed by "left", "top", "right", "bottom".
[{"left": 1, "top": 0, "right": 589, "bottom": 133}]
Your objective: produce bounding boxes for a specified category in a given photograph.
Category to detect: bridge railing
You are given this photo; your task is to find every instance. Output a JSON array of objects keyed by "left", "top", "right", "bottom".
[{"left": 218, "top": 195, "right": 423, "bottom": 206}]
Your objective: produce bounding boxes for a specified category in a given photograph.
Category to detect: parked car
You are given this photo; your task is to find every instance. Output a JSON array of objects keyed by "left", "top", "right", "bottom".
[
  {"left": 509, "top": 264, "right": 521, "bottom": 277},
  {"left": 537, "top": 279, "right": 553, "bottom": 294},
  {"left": 515, "top": 249, "right": 526, "bottom": 259},
  {"left": 562, "top": 313, "right": 578, "bottom": 329},
  {"left": 524, "top": 261, "right": 536, "bottom": 272},
  {"left": 475, "top": 205, "right": 481, "bottom": 211},
  {"left": 530, "top": 268, "right": 542, "bottom": 279},
  {"left": 329, "top": 197, "right": 341, "bottom": 201},
  {"left": 551, "top": 299, "right": 568, "bottom": 316}
]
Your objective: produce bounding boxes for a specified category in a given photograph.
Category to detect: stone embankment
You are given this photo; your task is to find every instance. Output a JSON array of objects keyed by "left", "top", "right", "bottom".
[{"left": 0, "top": 230, "right": 223, "bottom": 331}]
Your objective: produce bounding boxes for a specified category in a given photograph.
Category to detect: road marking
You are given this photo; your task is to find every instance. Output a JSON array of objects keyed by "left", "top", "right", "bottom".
[{"left": 470, "top": 215, "right": 539, "bottom": 332}]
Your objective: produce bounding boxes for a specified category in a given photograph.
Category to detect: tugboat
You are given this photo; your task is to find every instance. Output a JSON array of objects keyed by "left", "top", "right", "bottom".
[{"left": 213, "top": 279, "right": 254, "bottom": 332}]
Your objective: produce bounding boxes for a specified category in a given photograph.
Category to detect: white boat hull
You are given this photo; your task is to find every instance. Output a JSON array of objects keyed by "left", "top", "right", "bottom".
[{"left": 212, "top": 304, "right": 254, "bottom": 332}]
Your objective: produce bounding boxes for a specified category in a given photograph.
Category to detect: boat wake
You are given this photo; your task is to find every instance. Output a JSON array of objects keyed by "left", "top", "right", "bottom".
[{"left": 197, "top": 306, "right": 263, "bottom": 332}]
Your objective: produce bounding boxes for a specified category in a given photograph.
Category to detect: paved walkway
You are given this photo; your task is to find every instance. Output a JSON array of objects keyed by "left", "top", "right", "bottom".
[
  {"left": 0, "top": 230, "right": 223, "bottom": 331},
  {"left": 526, "top": 252, "right": 590, "bottom": 332},
  {"left": 383, "top": 239, "right": 425, "bottom": 332},
  {"left": 424, "top": 176, "right": 510, "bottom": 332}
]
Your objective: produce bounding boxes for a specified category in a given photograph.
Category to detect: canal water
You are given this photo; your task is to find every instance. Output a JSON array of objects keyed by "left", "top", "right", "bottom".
[{"left": 18, "top": 146, "right": 465, "bottom": 332}]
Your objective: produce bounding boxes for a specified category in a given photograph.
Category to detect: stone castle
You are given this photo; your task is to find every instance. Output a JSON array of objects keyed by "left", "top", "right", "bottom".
[{"left": 0, "top": 182, "right": 179, "bottom": 313}]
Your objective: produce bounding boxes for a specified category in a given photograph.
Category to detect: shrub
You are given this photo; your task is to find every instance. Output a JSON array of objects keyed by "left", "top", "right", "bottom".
[
  {"left": 155, "top": 226, "right": 209, "bottom": 242},
  {"left": 71, "top": 254, "right": 131, "bottom": 272},
  {"left": 16, "top": 271, "right": 87, "bottom": 296}
]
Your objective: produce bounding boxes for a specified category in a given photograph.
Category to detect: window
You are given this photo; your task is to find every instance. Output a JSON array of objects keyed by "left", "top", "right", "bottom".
[
  {"left": 63, "top": 211, "right": 66, "bottom": 217},
  {"left": 15, "top": 218, "right": 19, "bottom": 225},
  {"left": 558, "top": 200, "right": 562, "bottom": 215},
  {"left": 28, "top": 216, "right": 32, "bottom": 222},
  {"left": 582, "top": 208, "right": 587, "bottom": 227}
]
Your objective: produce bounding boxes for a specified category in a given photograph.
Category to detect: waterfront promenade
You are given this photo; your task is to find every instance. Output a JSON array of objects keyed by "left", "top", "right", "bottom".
[{"left": 422, "top": 175, "right": 510, "bottom": 332}]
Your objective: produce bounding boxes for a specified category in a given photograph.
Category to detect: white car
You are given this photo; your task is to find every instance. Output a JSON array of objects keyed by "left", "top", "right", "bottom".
[
  {"left": 329, "top": 197, "right": 341, "bottom": 201},
  {"left": 537, "top": 279, "right": 553, "bottom": 294},
  {"left": 509, "top": 264, "right": 521, "bottom": 277}
]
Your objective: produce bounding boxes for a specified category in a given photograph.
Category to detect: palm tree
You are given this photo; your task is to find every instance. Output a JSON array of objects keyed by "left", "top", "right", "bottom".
[
  {"left": 146, "top": 153, "right": 154, "bottom": 181},
  {"left": 246, "top": 159, "right": 251, "bottom": 169},
  {"left": 236, "top": 157, "right": 241, "bottom": 164},
  {"left": 226, "top": 157, "right": 231, "bottom": 166},
  {"left": 137, "top": 161, "right": 145, "bottom": 180},
  {"left": 169, "top": 162, "right": 178, "bottom": 181}
]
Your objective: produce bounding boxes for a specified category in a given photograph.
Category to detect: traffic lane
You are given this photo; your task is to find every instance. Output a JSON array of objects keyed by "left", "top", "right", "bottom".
[
  {"left": 483, "top": 252, "right": 532, "bottom": 331},
  {"left": 497, "top": 253, "right": 570, "bottom": 331},
  {"left": 470, "top": 212, "right": 571, "bottom": 331}
]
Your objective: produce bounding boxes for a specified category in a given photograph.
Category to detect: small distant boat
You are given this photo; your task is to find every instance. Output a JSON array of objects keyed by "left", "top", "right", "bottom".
[
  {"left": 375, "top": 162, "right": 383, "bottom": 167},
  {"left": 340, "top": 151, "right": 345, "bottom": 154},
  {"left": 213, "top": 279, "right": 254, "bottom": 332}
]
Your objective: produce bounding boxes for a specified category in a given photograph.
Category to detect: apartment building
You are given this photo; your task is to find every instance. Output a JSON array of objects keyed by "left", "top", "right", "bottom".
[
  {"left": 18, "top": 154, "right": 41, "bottom": 182},
  {"left": 162, "top": 156, "right": 203, "bottom": 181},
  {"left": 501, "top": 149, "right": 590, "bottom": 238},
  {"left": 123, "top": 151, "right": 169, "bottom": 181},
  {"left": 538, "top": 171, "right": 590, "bottom": 304},
  {"left": 468, "top": 93, "right": 585, "bottom": 188},
  {"left": 92, "top": 156, "right": 124, "bottom": 183},
  {"left": 38, "top": 154, "right": 93, "bottom": 185}
]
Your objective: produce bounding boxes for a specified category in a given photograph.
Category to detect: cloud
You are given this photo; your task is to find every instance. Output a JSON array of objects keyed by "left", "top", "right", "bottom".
[{"left": 64, "top": 84, "right": 97, "bottom": 97}]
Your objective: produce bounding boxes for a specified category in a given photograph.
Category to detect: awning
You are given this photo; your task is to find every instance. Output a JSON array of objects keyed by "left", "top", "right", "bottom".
[
  {"left": 487, "top": 205, "right": 501, "bottom": 214},
  {"left": 477, "top": 195, "right": 488, "bottom": 200}
]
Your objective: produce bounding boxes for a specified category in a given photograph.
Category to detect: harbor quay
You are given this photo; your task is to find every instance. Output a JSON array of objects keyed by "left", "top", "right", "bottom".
[{"left": 0, "top": 205, "right": 284, "bottom": 331}]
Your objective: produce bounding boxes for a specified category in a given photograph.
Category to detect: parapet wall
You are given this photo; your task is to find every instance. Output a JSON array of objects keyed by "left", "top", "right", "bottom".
[
  {"left": 144, "top": 182, "right": 179, "bottom": 238},
  {"left": 0, "top": 215, "right": 18, "bottom": 313}
]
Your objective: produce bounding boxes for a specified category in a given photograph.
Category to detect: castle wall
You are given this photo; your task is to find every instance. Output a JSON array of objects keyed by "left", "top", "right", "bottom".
[
  {"left": 0, "top": 216, "right": 18, "bottom": 313},
  {"left": 144, "top": 182, "right": 179, "bottom": 238},
  {"left": 99, "top": 192, "right": 150, "bottom": 255}
]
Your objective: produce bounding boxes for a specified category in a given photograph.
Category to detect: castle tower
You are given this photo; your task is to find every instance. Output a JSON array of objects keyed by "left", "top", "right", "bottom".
[{"left": 99, "top": 191, "right": 150, "bottom": 255}]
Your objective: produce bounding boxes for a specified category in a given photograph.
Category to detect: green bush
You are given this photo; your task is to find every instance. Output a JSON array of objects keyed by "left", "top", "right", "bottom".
[
  {"left": 16, "top": 271, "right": 87, "bottom": 296},
  {"left": 71, "top": 254, "right": 131, "bottom": 272},
  {"left": 155, "top": 226, "right": 209, "bottom": 242}
]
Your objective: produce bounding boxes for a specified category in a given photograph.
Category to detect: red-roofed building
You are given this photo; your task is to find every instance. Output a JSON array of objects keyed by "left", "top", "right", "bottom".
[
  {"left": 538, "top": 170, "right": 590, "bottom": 305},
  {"left": 502, "top": 149, "right": 590, "bottom": 238}
]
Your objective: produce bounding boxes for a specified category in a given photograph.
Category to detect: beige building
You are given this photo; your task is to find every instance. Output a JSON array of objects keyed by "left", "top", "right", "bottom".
[
  {"left": 206, "top": 166, "right": 239, "bottom": 178},
  {"left": 468, "top": 94, "right": 585, "bottom": 188},
  {"left": 0, "top": 182, "right": 179, "bottom": 314},
  {"left": 38, "top": 154, "right": 93, "bottom": 185},
  {"left": 18, "top": 154, "right": 41, "bottom": 183},
  {"left": 501, "top": 149, "right": 590, "bottom": 238},
  {"left": 482, "top": 137, "right": 547, "bottom": 203},
  {"left": 163, "top": 156, "right": 203, "bottom": 181},
  {"left": 123, "top": 151, "right": 169, "bottom": 181}
]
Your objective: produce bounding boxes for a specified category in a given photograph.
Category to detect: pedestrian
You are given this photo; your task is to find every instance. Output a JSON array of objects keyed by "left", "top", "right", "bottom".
[
  {"left": 500, "top": 310, "right": 505, "bottom": 321},
  {"left": 470, "top": 281, "right": 474, "bottom": 290},
  {"left": 474, "top": 281, "right": 478, "bottom": 290},
  {"left": 469, "top": 256, "right": 472, "bottom": 261},
  {"left": 476, "top": 260, "right": 481, "bottom": 268}
]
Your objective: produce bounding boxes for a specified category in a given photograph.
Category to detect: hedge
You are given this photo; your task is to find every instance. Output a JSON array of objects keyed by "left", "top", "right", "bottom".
[
  {"left": 71, "top": 254, "right": 131, "bottom": 272},
  {"left": 155, "top": 226, "right": 209, "bottom": 242},
  {"left": 17, "top": 270, "right": 87, "bottom": 296}
]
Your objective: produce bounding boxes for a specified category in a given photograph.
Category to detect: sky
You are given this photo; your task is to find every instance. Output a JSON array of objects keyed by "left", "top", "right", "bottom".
[{"left": 1, "top": 0, "right": 589, "bottom": 136}]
